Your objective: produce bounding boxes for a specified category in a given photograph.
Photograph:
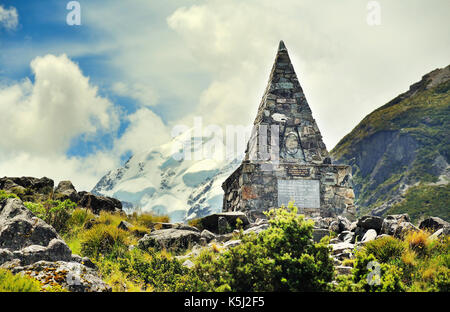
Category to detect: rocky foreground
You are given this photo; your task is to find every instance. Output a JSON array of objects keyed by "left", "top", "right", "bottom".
[
  {"left": 1, "top": 176, "right": 448, "bottom": 292},
  {"left": 0, "top": 198, "right": 111, "bottom": 291}
]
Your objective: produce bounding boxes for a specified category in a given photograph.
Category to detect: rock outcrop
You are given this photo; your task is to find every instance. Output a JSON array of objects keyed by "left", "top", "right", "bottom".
[
  {"left": 0, "top": 198, "right": 110, "bottom": 292},
  {"left": 0, "top": 176, "right": 123, "bottom": 215},
  {"left": 331, "top": 65, "right": 450, "bottom": 221},
  {"left": 78, "top": 191, "right": 122, "bottom": 214}
]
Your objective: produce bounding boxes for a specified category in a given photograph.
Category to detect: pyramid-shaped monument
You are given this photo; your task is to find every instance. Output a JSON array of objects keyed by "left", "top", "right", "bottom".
[{"left": 222, "top": 41, "right": 355, "bottom": 220}]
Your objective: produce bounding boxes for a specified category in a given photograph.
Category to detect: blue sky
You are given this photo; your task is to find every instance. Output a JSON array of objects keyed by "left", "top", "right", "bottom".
[{"left": 0, "top": 0, "right": 449, "bottom": 190}]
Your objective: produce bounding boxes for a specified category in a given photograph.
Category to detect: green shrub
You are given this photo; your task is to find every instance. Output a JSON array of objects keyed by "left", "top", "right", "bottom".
[
  {"left": 364, "top": 235, "right": 406, "bottom": 264},
  {"left": 337, "top": 250, "right": 405, "bottom": 292},
  {"left": 190, "top": 203, "right": 334, "bottom": 291},
  {"left": 128, "top": 212, "right": 170, "bottom": 229},
  {"left": 68, "top": 208, "right": 95, "bottom": 229},
  {"left": 0, "top": 269, "right": 42, "bottom": 292},
  {"left": 0, "top": 190, "right": 19, "bottom": 201},
  {"left": 80, "top": 224, "right": 130, "bottom": 259},
  {"left": 24, "top": 199, "right": 76, "bottom": 233}
]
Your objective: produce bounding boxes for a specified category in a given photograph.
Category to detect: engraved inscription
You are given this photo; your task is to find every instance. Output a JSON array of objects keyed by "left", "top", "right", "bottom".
[
  {"left": 287, "top": 167, "right": 310, "bottom": 177},
  {"left": 277, "top": 179, "right": 320, "bottom": 208}
]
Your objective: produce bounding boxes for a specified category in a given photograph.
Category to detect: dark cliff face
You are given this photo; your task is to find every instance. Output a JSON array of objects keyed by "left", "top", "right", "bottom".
[{"left": 331, "top": 65, "right": 450, "bottom": 221}]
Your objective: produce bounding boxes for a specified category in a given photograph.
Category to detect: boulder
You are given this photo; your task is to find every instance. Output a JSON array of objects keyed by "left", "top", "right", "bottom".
[
  {"left": 381, "top": 214, "right": 410, "bottom": 235},
  {"left": 198, "top": 212, "right": 250, "bottom": 234},
  {"left": 2, "top": 260, "right": 110, "bottom": 292},
  {"left": 54, "top": 181, "right": 80, "bottom": 203},
  {"left": 1, "top": 198, "right": 61, "bottom": 251},
  {"left": 361, "top": 229, "right": 377, "bottom": 243},
  {"left": 313, "top": 228, "right": 331, "bottom": 242},
  {"left": 331, "top": 242, "right": 355, "bottom": 255},
  {"left": 137, "top": 228, "right": 201, "bottom": 251},
  {"left": 337, "top": 231, "right": 354, "bottom": 243},
  {"left": 0, "top": 176, "right": 54, "bottom": 194},
  {"left": 200, "top": 229, "right": 216, "bottom": 242},
  {"left": 0, "top": 198, "right": 109, "bottom": 292},
  {"left": 118, "top": 220, "right": 134, "bottom": 231},
  {"left": 244, "top": 223, "right": 269, "bottom": 236},
  {"left": 419, "top": 217, "right": 449, "bottom": 233},
  {"left": 310, "top": 217, "right": 334, "bottom": 229},
  {"left": 223, "top": 240, "right": 241, "bottom": 249},
  {"left": 152, "top": 222, "right": 200, "bottom": 232},
  {"left": 78, "top": 192, "right": 122, "bottom": 214},
  {"left": 329, "top": 221, "right": 340, "bottom": 233},
  {"left": 337, "top": 216, "right": 352, "bottom": 232},
  {"left": 357, "top": 215, "right": 383, "bottom": 232}
]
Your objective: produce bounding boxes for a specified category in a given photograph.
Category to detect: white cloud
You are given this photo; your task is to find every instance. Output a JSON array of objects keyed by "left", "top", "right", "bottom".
[
  {"left": 0, "top": 54, "right": 122, "bottom": 190},
  {"left": 0, "top": 5, "right": 18, "bottom": 30},
  {"left": 0, "top": 53, "right": 172, "bottom": 190},
  {"left": 115, "top": 107, "right": 171, "bottom": 155},
  {"left": 112, "top": 82, "right": 159, "bottom": 107},
  {"left": 0, "top": 54, "right": 118, "bottom": 156}
]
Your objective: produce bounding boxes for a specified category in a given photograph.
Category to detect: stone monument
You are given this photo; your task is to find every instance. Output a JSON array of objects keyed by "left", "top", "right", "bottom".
[{"left": 222, "top": 41, "right": 356, "bottom": 220}]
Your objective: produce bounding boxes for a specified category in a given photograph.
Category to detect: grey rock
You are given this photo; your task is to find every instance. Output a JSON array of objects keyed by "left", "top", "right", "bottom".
[
  {"left": 78, "top": 191, "right": 122, "bottom": 214},
  {"left": 329, "top": 221, "right": 340, "bottom": 233},
  {"left": 338, "top": 231, "right": 354, "bottom": 243},
  {"left": 54, "top": 180, "right": 79, "bottom": 203},
  {"left": 337, "top": 216, "right": 352, "bottom": 232},
  {"left": 361, "top": 229, "right": 377, "bottom": 243},
  {"left": 0, "top": 198, "right": 108, "bottom": 292},
  {"left": 331, "top": 242, "right": 354, "bottom": 255},
  {"left": 200, "top": 229, "right": 216, "bottom": 242},
  {"left": 137, "top": 228, "right": 200, "bottom": 251},
  {"left": 357, "top": 215, "right": 383, "bottom": 232},
  {"left": 381, "top": 214, "right": 410, "bottom": 235},
  {"left": 329, "top": 238, "right": 341, "bottom": 244},
  {"left": 0, "top": 176, "right": 54, "bottom": 194},
  {"left": 118, "top": 220, "right": 133, "bottom": 231},
  {"left": 419, "top": 217, "right": 449, "bottom": 232},
  {"left": 313, "top": 228, "right": 331, "bottom": 242},
  {"left": 223, "top": 239, "right": 241, "bottom": 249},
  {"left": 198, "top": 212, "right": 250, "bottom": 234},
  {"left": 0, "top": 198, "right": 60, "bottom": 252},
  {"left": 2, "top": 260, "right": 111, "bottom": 292},
  {"left": 243, "top": 223, "right": 269, "bottom": 236}
]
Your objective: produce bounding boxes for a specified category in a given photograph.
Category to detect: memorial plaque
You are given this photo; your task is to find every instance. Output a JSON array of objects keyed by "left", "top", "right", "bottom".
[
  {"left": 277, "top": 179, "right": 320, "bottom": 208},
  {"left": 287, "top": 167, "right": 310, "bottom": 177}
]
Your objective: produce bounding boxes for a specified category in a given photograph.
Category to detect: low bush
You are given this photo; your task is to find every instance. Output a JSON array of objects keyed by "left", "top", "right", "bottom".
[
  {"left": 0, "top": 190, "right": 19, "bottom": 201},
  {"left": 24, "top": 199, "right": 76, "bottom": 233},
  {"left": 189, "top": 203, "right": 335, "bottom": 291},
  {"left": 364, "top": 235, "right": 406, "bottom": 264},
  {"left": 0, "top": 269, "right": 42, "bottom": 292},
  {"left": 80, "top": 224, "right": 131, "bottom": 259}
]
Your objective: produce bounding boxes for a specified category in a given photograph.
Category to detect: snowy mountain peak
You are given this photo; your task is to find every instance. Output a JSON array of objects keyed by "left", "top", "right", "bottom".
[{"left": 92, "top": 129, "right": 242, "bottom": 222}]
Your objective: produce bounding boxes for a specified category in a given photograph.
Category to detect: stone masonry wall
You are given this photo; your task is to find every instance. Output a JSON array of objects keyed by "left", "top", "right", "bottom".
[{"left": 222, "top": 161, "right": 356, "bottom": 221}]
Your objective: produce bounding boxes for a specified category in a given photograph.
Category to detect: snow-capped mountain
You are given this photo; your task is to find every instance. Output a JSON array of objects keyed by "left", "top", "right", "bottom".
[{"left": 92, "top": 129, "right": 243, "bottom": 222}]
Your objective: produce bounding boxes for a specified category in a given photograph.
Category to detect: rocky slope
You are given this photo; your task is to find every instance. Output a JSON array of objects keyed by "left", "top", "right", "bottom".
[
  {"left": 331, "top": 65, "right": 450, "bottom": 222},
  {"left": 0, "top": 197, "right": 110, "bottom": 291}
]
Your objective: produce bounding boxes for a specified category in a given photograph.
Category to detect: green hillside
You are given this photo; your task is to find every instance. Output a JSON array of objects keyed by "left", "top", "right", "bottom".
[{"left": 331, "top": 66, "right": 450, "bottom": 221}]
